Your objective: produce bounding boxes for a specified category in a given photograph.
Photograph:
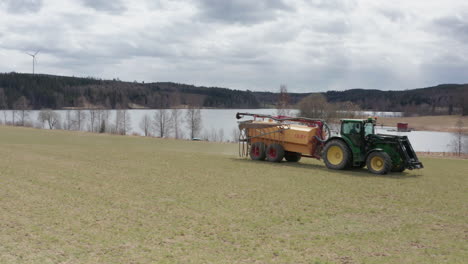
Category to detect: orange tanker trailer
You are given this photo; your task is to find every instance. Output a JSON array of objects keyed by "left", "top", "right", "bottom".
[{"left": 237, "top": 113, "right": 330, "bottom": 162}]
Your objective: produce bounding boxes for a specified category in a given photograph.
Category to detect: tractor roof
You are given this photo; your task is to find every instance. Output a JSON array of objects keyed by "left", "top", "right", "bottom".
[{"left": 340, "top": 118, "right": 376, "bottom": 123}]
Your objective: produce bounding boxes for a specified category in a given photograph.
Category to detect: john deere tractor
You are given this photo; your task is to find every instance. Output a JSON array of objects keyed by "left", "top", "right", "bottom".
[{"left": 323, "top": 117, "right": 423, "bottom": 174}]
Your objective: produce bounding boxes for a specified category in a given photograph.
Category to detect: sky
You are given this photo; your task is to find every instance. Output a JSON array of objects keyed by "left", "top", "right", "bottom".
[{"left": 0, "top": 0, "right": 467, "bottom": 92}]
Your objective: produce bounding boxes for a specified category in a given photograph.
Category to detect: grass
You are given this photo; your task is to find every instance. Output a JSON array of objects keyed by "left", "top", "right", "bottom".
[{"left": 0, "top": 126, "right": 466, "bottom": 263}]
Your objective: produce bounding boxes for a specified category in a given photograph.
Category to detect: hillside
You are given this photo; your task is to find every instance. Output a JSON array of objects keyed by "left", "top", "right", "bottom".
[{"left": 0, "top": 72, "right": 467, "bottom": 115}]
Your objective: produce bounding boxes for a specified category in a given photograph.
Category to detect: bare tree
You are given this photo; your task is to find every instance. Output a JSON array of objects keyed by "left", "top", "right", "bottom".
[
  {"left": 298, "top": 94, "right": 331, "bottom": 120},
  {"left": 153, "top": 109, "right": 172, "bottom": 138},
  {"left": 171, "top": 109, "right": 182, "bottom": 139},
  {"left": 38, "top": 109, "right": 61, "bottom": 129},
  {"left": 277, "top": 84, "right": 291, "bottom": 116},
  {"left": 298, "top": 94, "right": 360, "bottom": 123},
  {"left": 122, "top": 109, "right": 131, "bottom": 135},
  {"left": 96, "top": 109, "right": 108, "bottom": 133},
  {"left": 88, "top": 109, "right": 99, "bottom": 132},
  {"left": 451, "top": 118, "right": 465, "bottom": 156},
  {"left": 74, "top": 109, "right": 87, "bottom": 131},
  {"left": 63, "top": 110, "right": 72, "bottom": 130},
  {"left": 115, "top": 108, "right": 131, "bottom": 135},
  {"left": 11, "top": 109, "right": 15, "bottom": 125},
  {"left": 14, "top": 96, "right": 30, "bottom": 126},
  {"left": 139, "top": 114, "right": 151, "bottom": 136},
  {"left": 185, "top": 106, "right": 202, "bottom": 139},
  {"left": 231, "top": 127, "right": 240, "bottom": 142},
  {"left": 0, "top": 88, "right": 7, "bottom": 124}
]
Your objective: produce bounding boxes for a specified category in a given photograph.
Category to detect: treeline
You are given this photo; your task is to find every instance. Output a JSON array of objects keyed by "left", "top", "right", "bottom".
[
  {"left": 324, "top": 84, "right": 468, "bottom": 116},
  {"left": 1, "top": 72, "right": 468, "bottom": 116},
  {"left": 0, "top": 73, "right": 259, "bottom": 110}
]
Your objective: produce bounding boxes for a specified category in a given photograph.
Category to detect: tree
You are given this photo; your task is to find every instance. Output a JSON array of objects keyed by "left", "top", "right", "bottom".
[
  {"left": 0, "top": 88, "right": 7, "bottom": 124},
  {"left": 114, "top": 107, "right": 131, "bottom": 135},
  {"left": 96, "top": 109, "right": 108, "bottom": 133},
  {"left": 14, "top": 96, "right": 30, "bottom": 126},
  {"left": 231, "top": 127, "right": 240, "bottom": 142},
  {"left": 276, "top": 84, "right": 290, "bottom": 116},
  {"left": 153, "top": 109, "right": 172, "bottom": 138},
  {"left": 139, "top": 114, "right": 151, "bottom": 136},
  {"left": 38, "top": 109, "right": 61, "bottom": 129},
  {"left": 171, "top": 109, "right": 182, "bottom": 139},
  {"left": 74, "top": 109, "right": 87, "bottom": 131},
  {"left": 298, "top": 94, "right": 331, "bottom": 120},
  {"left": 64, "top": 110, "right": 72, "bottom": 130},
  {"left": 451, "top": 118, "right": 465, "bottom": 156},
  {"left": 88, "top": 109, "right": 99, "bottom": 132},
  {"left": 185, "top": 106, "right": 202, "bottom": 139}
]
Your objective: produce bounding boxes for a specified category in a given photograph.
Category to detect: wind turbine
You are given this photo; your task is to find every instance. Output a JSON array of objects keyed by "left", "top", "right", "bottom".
[{"left": 26, "top": 51, "right": 40, "bottom": 74}]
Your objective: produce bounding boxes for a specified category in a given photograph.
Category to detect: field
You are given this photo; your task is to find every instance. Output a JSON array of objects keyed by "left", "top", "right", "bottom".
[
  {"left": 0, "top": 126, "right": 466, "bottom": 263},
  {"left": 379, "top": 115, "right": 468, "bottom": 132}
]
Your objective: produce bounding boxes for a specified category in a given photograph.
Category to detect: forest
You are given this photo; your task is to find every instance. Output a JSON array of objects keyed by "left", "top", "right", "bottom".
[{"left": 0, "top": 72, "right": 467, "bottom": 116}]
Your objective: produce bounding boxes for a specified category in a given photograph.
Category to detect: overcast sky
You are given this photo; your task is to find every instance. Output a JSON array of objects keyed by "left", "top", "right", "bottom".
[{"left": 0, "top": 0, "right": 467, "bottom": 92}]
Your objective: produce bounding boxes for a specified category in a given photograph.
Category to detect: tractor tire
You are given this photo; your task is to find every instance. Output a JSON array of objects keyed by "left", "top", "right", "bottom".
[
  {"left": 266, "top": 143, "right": 285, "bottom": 162},
  {"left": 285, "top": 151, "right": 302, "bottom": 162},
  {"left": 323, "top": 140, "right": 352, "bottom": 170},
  {"left": 366, "top": 152, "right": 392, "bottom": 175},
  {"left": 391, "top": 163, "right": 406, "bottom": 173},
  {"left": 250, "top": 142, "right": 266, "bottom": 161}
]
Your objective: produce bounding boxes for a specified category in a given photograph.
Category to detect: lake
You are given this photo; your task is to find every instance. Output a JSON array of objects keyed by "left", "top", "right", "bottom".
[{"left": 0, "top": 109, "right": 465, "bottom": 153}]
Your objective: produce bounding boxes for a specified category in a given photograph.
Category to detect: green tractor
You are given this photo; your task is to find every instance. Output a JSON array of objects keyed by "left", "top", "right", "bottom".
[{"left": 322, "top": 117, "right": 423, "bottom": 174}]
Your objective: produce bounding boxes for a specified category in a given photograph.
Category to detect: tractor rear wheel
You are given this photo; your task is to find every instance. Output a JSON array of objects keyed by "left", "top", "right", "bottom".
[
  {"left": 323, "top": 140, "right": 351, "bottom": 170},
  {"left": 285, "top": 151, "right": 301, "bottom": 162},
  {"left": 250, "top": 142, "right": 266, "bottom": 161},
  {"left": 366, "top": 152, "right": 392, "bottom": 175},
  {"left": 266, "top": 143, "right": 285, "bottom": 162}
]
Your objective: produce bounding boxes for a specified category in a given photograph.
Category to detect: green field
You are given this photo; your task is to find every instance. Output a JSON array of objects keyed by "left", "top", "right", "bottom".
[{"left": 0, "top": 126, "right": 466, "bottom": 263}]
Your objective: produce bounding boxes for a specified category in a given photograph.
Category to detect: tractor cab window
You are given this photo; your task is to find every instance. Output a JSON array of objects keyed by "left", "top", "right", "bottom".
[
  {"left": 342, "top": 122, "right": 361, "bottom": 135},
  {"left": 364, "top": 123, "right": 374, "bottom": 137}
]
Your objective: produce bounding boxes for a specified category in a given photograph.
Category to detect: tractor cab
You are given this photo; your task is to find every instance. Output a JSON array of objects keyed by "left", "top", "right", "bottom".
[
  {"left": 340, "top": 117, "right": 376, "bottom": 148},
  {"left": 337, "top": 118, "right": 377, "bottom": 166}
]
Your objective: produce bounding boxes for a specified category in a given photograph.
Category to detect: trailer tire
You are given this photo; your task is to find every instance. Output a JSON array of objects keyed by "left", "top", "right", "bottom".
[
  {"left": 323, "top": 140, "right": 351, "bottom": 170},
  {"left": 266, "top": 143, "right": 285, "bottom": 162},
  {"left": 366, "top": 152, "right": 392, "bottom": 175},
  {"left": 285, "top": 151, "right": 301, "bottom": 162},
  {"left": 250, "top": 142, "right": 266, "bottom": 161}
]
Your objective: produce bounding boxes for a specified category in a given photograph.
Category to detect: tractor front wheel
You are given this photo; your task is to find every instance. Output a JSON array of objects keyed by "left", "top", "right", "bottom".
[
  {"left": 285, "top": 151, "right": 301, "bottom": 162},
  {"left": 323, "top": 140, "right": 351, "bottom": 170},
  {"left": 366, "top": 152, "right": 392, "bottom": 175},
  {"left": 266, "top": 143, "right": 285, "bottom": 162},
  {"left": 250, "top": 142, "right": 266, "bottom": 161},
  {"left": 391, "top": 163, "right": 406, "bottom": 172}
]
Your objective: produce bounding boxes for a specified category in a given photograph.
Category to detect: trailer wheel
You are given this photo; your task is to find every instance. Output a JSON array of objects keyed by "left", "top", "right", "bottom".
[
  {"left": 250, "top": 142, "right": 266, "bottom": 161},
  {"left": 266, "top": 143, "right": 285, "bottom": 162},
  {"left": 366, "top": 152, "right": 392, "bottom": 175},
  {"left": 285, "top": 151, "right": 301, "bottom": 162},
  {"left": 323, "top": 140, "right": 351, "bottom": 170}
]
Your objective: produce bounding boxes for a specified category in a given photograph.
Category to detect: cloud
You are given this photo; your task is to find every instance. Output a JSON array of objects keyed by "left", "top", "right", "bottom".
[
  {"left": 0, "top": 0, "right": 467, "bottom": 92},
  {"left": 1, "top": 0, "right": 43, "bottom": 13},
  {"left": 79, "top": 0, "right": 127, "bottom": 14},
  {"left": 194, "top": 0, "right": 294, "bottom": 24},
  {"left": 432, "top": 14, "right": 468, "bottom": 42}
]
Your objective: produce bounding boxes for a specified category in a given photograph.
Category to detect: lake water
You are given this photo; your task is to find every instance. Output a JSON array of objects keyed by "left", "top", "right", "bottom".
[{"left": 0, "top": 109, "right": 465, "bottom": 153}]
